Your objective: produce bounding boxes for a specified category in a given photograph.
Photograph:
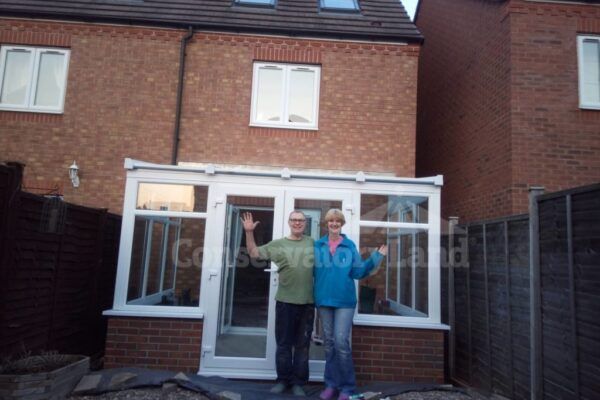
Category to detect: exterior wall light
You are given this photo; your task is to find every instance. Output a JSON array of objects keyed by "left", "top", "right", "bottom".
[{"left": 69, "top": 161, "right": 80, "bottom": 188}]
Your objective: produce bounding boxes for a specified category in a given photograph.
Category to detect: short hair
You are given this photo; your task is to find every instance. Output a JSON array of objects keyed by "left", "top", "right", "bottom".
[
  {"left": 324, "top": 208, "right": 346, "bottom": 226},
  {"left": 289, "top": 210, "right": 306, "bottom": 220}
]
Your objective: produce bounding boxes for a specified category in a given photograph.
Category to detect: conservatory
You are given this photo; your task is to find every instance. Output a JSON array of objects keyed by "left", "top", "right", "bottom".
[{"left": 105, "top": 158, "right": 445, "bottom": 379}]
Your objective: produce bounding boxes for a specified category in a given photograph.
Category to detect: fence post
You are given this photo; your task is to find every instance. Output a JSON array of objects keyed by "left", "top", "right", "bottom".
[
  {"left": 529, "top": 186, "right": 544, "bottom": 400},
  {"left": 0, "top": 163, "right": 25, "bottom": 355},
  {"left": 448, "top": 216, "right": 458, "bottom": 383},
  {"left": 90, "top": 209, "right": 108, "bottom": 356},
  {"left": 566, "top": 194, "right": 580, "bottom": 399},
  {"left": 504, "top": 220, "right": 515, "bottom": 399},
  {"left": 482, "top": 223, "right": 493, "bottom": 392},
  {"left": 465, "top": 224, "right": 472, "bottom": 384}
]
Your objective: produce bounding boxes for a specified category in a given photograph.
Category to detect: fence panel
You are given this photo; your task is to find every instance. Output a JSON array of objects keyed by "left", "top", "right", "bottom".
[
  {"left": 451, "top": 215, "right": 530, "bottom": 399},
  {"left": 450, "top": 184, "right": 598, "bottom": 400},
  {"left": 486, "top": 222, "right": 512, "bottom": 397},
  {"left": 571, "top": 189, "right": 600, "bottom": 400},
  {"left": 537, "top": 185, "right": 600, "bottom": 400},
  {"left": 507, "top": 218, "right": 531, "bottom": 400},
  {"left": 0, "top": 163, "right": 121, "bottom": 359}
]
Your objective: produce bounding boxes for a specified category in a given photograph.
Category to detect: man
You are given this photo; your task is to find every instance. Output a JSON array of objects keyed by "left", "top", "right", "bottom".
[{"left": 241, "top": 210, "right": 314, "bottom": 397}]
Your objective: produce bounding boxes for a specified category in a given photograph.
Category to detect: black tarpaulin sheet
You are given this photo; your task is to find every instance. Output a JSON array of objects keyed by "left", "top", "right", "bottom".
[{"left": 72, "top": 368, "right": 465, "bottom": 400}]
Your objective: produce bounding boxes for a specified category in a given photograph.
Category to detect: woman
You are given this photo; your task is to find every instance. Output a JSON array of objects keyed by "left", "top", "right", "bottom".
[{"left": 314, "top": 209, "right": 387, "bottom": 400}]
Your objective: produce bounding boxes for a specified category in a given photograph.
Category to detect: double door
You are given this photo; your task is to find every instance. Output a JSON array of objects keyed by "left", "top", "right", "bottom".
[{"left": 200, "top": 184, "right": 353, "bottom": 379}]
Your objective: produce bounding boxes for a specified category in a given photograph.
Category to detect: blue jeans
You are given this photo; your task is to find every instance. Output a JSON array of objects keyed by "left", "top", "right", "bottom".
[
  {"left": 318, "top": 306, "right": 356, "bottom": 395},
  {"left": 275, "top": 301, "right": 314, "bottom": 386}
]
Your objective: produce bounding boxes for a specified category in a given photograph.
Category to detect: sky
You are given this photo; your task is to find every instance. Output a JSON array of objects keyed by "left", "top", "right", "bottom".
[{"left": 400, "top": 0, "right": 419, "bottom": 20}]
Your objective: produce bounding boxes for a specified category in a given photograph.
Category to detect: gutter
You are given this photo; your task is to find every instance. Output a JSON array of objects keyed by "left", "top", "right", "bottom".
[
  {"left": 171, "top": 25, "right": 194, "bottom": 165},
  {"left": 124, "top": 158, "right": 444, "bottom": 187}
]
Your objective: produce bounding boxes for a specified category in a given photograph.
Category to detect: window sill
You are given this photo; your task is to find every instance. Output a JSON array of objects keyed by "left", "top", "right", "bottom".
[
  {"left": 249, "top": 122, "right": 318, "bottom": 131},
  {"left": 103, "top": 308, "right": 204, "bottom": 319},
  {"left": 248, "top": 125, "right": 319, "bottom": 139},
  {"left": 0, "top": 106, "right": 64, "bottom": 114},
  {"left": 354, "top": 316, "right": 450, "bottom": 330},
  {"left": 579, "top": 104, "right": 600, "bottom": 111}
]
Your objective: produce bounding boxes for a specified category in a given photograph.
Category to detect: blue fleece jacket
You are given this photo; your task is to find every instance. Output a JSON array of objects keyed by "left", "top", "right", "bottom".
[{"left": 313, "top": 234, "right": 384, "bottom": 308}]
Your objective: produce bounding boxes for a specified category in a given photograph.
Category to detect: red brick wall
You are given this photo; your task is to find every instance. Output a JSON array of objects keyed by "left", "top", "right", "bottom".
[
  {"left": 177, "top": 34, "right": 419, "bottom": 177},
  {"left": 0, "top": 18, "right": 420, "bottom": 214},
  {"left": 353, "top": 326, "right": 444, "bottom": 384},
  {"left": 507, "top": 0, "right": 600, "bottom": 212},
  {"left": 104, "top": 316, "right": 445, "bottom": 382},
  {"left": 0, "top": 20, "right": 181, "bottom": 212},
  {"left": 416, "top": 0, "right": 513, "bottom": 222},
  {"left": 416, "top": 0, "right": 600, "bottom": 223},
  {"left": 104, "top": 317, "right": 202, "bottom": 372}
]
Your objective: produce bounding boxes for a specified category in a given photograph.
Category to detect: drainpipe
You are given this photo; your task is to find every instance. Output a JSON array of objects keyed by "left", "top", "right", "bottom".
[{"left": 171, "top": 26, "right": 194, "bottom": 165}]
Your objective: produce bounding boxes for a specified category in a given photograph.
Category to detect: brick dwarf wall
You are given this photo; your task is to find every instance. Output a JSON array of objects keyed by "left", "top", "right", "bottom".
[
  {"left": 104, "top": 317, "right": 202, "bottom": 372},
  {"left": 353, "top": 326, "right": 444, "bottom": 384},
  {"left": 0, "top": 18, "right": 420, "bottom": 214},
  {"left": 416, "top": 0, "right": 600, "bottom": 223},
  {"left": 105, "top": 317, "right": 445, "bottom": 382}
]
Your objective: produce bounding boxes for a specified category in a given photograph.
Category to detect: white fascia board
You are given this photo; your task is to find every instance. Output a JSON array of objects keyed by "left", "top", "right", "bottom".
[{"left": 123, "top": 158, "right": 444, "bottom": 187}]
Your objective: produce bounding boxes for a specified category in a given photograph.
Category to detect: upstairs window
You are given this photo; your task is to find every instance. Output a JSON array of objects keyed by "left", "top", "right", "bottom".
[
  {"left": 577, "top": 35, "right": 600, "bottom": 110},
  {"left": 320, "top": 0, "right": 359, "bottom": 12},
  {"left": 250, "top": 62, "right": 320, "bottom": 130},
  {"left": 0, "top": 46, "right": 70, "bottom": 113},
  {"left": 236, "top": 0, "right": 275, "bottom": 6}
]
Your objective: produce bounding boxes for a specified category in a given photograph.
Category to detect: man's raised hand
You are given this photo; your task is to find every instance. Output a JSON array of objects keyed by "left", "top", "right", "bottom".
[{"left": 241, "top": 212, "right": 260, "bottom": 232}]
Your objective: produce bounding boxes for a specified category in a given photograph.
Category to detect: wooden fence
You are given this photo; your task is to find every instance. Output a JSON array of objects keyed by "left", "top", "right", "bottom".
[
  {"left": 446, "top": 183, "right": 600, "bottom": 400},
  {"left": 0, "top": 162, "right": 121, "bottom": 359}
]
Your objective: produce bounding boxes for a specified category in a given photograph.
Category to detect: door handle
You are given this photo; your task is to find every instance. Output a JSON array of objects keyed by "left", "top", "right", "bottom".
[{"left": 208, "top": 270, "right": 219, "bottom": 280}]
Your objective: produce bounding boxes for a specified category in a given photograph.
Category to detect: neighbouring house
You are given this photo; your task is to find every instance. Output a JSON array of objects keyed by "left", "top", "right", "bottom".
[
  {"left": 415, "top": 0, "right": 600, "bottom": 223},
  {"left": 0, "top": 0, "right": 448, "bottom": 384}
]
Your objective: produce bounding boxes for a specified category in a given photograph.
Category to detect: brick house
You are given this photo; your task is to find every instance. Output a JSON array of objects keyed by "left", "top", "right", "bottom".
[
  {"left": 0, "top": 0, "right": 447, "bottom": 384},
  {"left": 415, "top": 0, "right": 600, "bottom": 223}
]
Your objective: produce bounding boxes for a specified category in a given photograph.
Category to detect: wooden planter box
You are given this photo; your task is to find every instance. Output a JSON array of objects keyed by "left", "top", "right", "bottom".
[{"left": 0, "top": 355, "right": 90, "bottom": 400}]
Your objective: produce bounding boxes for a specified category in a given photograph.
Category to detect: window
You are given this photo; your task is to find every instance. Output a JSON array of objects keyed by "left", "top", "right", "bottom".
[
  {"left": 250, "top": 62, "right": 320, "bottom": 129},
  {"left": 357, "top": 195, "right": 433, "bottom": 320},
  {"left": 235, "top": 0, "right": 275, "bottom": 6},
  {"left": 0, "top": 46, "right": 70, "bottom": 113},
  {"left": 320, "top": 0, "right": 359, "bottom": 12},
  {"left": 578, "top": 35, "right": 600, "bottom": 110},
  {"left": 124, "top": 183, "right": 209, "bottom": 309}
]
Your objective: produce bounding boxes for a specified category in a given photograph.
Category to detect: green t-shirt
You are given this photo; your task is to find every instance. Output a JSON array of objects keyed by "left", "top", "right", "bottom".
[{"left": 258, "top": 236, "right": 314, "bottom": 305}]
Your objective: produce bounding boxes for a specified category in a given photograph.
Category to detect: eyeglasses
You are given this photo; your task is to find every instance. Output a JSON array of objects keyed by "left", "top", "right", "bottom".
[{"left": 289, "top": 218, "right": 306, "bottom": 223}]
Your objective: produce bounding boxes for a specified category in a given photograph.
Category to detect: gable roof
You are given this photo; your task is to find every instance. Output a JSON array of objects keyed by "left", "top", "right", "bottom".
[{"left": 0, "top": 0, "right": 423, "bottom": 43}]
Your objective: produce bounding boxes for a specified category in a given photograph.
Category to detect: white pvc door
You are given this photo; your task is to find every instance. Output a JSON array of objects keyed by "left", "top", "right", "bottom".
[
  {"left": 200, "top": 184, "right": 353, "bottom": 379},
  {"left": 200, "top": 184, "right": 284, "bottom": 378}
]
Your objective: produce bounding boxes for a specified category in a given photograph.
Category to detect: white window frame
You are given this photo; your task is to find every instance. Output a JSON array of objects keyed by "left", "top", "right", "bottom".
[
  {"left": 236, "top": 0, "right": 275, "bottom": 6},
  {"left": 320, "top": 0, "right": 360, "bottom": 12},
  {"left": 126, "top": 215, "right": 182, "bottom": 306},
  {"left": 577, "top": 35, "right": 600, "bottom": 110},
  {"left": 106, "top": 159, "right": 446, "bottom": 330},
  {"left": 354, "top": 191, "right": 442, "bottom": 329},
  {"left": 108, "top": 178, "right": 209, "bottom": 319},
  {"left": 250, "top": 62, "right": 320, "bottom": 130},
  {"left": 0, "top": 45, "right": 70, "bottom": 114}
]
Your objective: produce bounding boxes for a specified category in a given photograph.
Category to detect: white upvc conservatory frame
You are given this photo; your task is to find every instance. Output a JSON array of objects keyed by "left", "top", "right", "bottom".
[{"left": 105, "top": 158, "right": 447, "bottom": 331}]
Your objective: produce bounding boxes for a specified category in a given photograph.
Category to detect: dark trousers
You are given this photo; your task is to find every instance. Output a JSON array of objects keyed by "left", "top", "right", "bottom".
[{"left": 275, "top": 301, "right": 314, "bottom": 386}]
